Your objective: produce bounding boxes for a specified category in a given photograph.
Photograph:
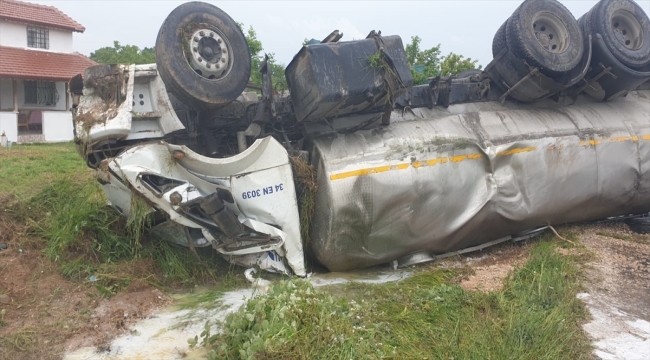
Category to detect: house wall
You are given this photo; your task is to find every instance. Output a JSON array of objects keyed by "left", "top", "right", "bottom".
[
  {"left": 0, "top": 79, "right": 14, "bottom": 111},
  {"left": 0, "top": 112, "right": 18, "bottom": 143},
  {"left": 0, "top": 80, "right": 74, "bottom": 143},
  {"left": 0, "top": 20, "right": 73, "bottom": 53},
  {"left": 43, "top": 111, "right": 73, "bottom": 141},
  {"left": 16, "top": 80, "right": 68, "bottom": 111},
  {"left": 2, "top": 110, "right": 75, "bottom": 144},
  {"left": 1, "top": 80, "right": 72, "bottom": 112}
]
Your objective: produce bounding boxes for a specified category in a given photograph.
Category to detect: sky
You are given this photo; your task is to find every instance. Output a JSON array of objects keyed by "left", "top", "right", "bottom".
[{"left": 34, "top": 0, "right": 650, "bottom": 68}]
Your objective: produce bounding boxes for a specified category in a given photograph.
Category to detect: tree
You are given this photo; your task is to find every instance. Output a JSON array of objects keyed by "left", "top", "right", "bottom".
[
  {"left": 440, "top": 52, "right": 482, "bottom": 76},
  {"left": 405, "top": 36, "right": 441, "bottom": 85},
  {"left": 239, "top": 23, "right": 288, "bottom": 91},
  {"left": 89, "top": 41, "right": 155, "bottom": 64},
  {"left": 405, "top": 36, "right": 482, "bottom": 84}
]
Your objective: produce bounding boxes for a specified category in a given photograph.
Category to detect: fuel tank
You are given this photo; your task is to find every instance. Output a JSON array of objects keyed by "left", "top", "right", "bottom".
[{"left": 309, "top": 90, "right": 650, "bottom": 271}]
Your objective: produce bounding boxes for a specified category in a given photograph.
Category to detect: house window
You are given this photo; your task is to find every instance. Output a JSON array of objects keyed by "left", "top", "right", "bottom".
[
  {"left": 27, "top": 27, "right": 49, "bottom": 49},
  {"left": 24, "top": 81, "right": 59, "bottom": 106}
]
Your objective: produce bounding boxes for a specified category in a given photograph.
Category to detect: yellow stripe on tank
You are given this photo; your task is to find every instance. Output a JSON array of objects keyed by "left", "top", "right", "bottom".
[
  {"left": 497, "top": 147, "right": 536, "bottom": 156},
  {"left": 449, "top": 153, "right": 483, "bottom": 163}
]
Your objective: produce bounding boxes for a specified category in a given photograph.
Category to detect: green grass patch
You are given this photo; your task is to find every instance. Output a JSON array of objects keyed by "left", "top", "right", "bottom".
[
  {"left": 21, "top": 179, "right": 133, "bottom": 263},
  {"left": 195, "top": 238, "right": 590, "bottom": 359},
  {"left": 0, "top": 143, "right": 88, "bottom": 198},
  {"left": 1, "top": 143, "right": 241, "bottom": 290},
  {"left": 147, "top": 240, "right": 247, "bottom": 288}
]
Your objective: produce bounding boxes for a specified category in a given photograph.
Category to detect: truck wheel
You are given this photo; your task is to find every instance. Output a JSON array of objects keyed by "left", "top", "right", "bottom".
[
  {"left": 506, "top": 0, "right": 584, "bottom": 75},
  {"left": 155, "top": 2, "right": 251, "bottom": 109},
  {"left": 492, "top": 20, "right": 508, "bottom": 57},
  {"left": 585, "top": 0, "right": 650, "bottom": 70}
]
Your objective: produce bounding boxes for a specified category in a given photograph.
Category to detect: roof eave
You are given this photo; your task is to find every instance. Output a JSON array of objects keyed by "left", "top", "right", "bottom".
[
  {"left": 0, "top": 74, "right": 74, "bottom": 82},
  {"left": 0, "top": 16, "right": 85, "bottom": 33}
]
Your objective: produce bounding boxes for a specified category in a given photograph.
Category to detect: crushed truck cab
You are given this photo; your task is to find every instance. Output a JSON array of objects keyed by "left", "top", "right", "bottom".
[{"left": 102, "top": 138, "right": 305, "bottom": 275}]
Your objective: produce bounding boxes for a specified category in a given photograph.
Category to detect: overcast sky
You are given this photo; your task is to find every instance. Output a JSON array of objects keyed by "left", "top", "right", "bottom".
[{"left": 36, "top": 0, "right": 650, "bottom": 68}]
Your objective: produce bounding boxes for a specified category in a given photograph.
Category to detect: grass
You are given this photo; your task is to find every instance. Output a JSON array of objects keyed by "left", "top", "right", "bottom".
[
  {"left": 290, "top": 156, "right": 318, "bottom": 249},
  {"left": 196, "top": 238, "right": 591, "bottom": 360},
  {"left": 0, "top": 326, "right": 38, "bottom": 353},
  {"left": 0, "top": 143, "right": 240, "bottom": 291},
  {"left": 367, "top": 51, "right": 385, "bottom": 70},
  {"left": 0, "top": 143, "right": 86, "bottom": 197}
]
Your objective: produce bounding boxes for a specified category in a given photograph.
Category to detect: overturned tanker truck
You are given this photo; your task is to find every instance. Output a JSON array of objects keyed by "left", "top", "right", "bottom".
[{"left": 71, "top": 0, "right": 650, "bottom": 276}]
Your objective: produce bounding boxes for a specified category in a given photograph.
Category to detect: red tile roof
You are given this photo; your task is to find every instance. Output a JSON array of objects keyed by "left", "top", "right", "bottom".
[
  {"left": 0, "top": 0, "right": 85, "bottom": 32},
  {"left": 0, "top": 46, "right": 96, "bottom": 81}
]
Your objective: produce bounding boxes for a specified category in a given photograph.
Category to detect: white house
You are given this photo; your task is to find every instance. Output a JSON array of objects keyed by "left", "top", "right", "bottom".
[{"left": 0, "top": 0, "right": 95, "bottom": 144}]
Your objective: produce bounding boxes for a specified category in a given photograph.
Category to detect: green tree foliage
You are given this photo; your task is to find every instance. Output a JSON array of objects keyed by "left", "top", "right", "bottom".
[
  {"left": 405, "top": 36, "right": 442, "bottom": 85},
  {"left": 440, "top": 52, "right": 482, "bottom": 76},
  {"left": 405, "top": 36, "right": 482, "bottom": 84},
  {"left": 239, "top": 23, "right": 288, "bottom": 92},
  {"left": 89, "top": 41, "right": 156, "bottom": 65}
]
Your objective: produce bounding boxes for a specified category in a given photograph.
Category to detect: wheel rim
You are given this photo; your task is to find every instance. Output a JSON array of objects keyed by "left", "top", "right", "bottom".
[
  {"left": 611, "top": 10, "right": 643, "bottom": 51},
  {"left": 532, "top": 12, "right": 570, "bottom": 54},
  {"left": 186, "top": 28, "right": 233, "bottom": 80}
]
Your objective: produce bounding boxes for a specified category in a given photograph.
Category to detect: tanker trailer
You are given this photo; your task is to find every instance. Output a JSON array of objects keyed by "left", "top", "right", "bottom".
[{"left": 70, "top": 0, "right": 650, "bottom": 275}]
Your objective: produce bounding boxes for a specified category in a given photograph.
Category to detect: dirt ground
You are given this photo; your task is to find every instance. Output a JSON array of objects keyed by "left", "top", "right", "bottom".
[
  {"left": 570, "top": 222, "right": 650, "bottom": 321},
  {"left": 451, "top": 242, "right": 533, "bottom": 292},
  {"left": 570, "top": 222, "right": 650, "bottom": 359},
  {"left": 0, "top": 214, "right": 170, "bottom": 360}
]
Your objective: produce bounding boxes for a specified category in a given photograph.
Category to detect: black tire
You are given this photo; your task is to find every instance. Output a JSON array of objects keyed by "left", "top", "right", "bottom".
[
  {"left": 585, "top": 0, "right": 650, "bottom": 70},
  {"left": 625, "top": 216, "right": 650, "bottom": 234},
  {"left": 492, "top": 20, "right": 508, "bottom": 58},
  {"left": 155, "top": 2, "right": 251, "bottom": 110},
  {"left": 506, "top": 0, "right": 584, "bottom": 75}
]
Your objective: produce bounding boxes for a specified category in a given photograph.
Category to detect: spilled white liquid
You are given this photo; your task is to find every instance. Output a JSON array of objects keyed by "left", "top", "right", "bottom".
[
  {"left": 64, "top": 268, "right": 411, "bottom": 360},
  {"left": 310, "top": 267, "right": 412, "bottom": 287},
  {"left": 64, "top": 288, "right": 253, "bottom": 360},
  {"left": 577, "top": 292, "right": 650, "bottom": 360}
]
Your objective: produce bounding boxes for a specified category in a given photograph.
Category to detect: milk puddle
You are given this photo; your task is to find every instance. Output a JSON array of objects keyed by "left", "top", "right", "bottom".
[
  {"left": 64, "top": 268, "right": 410, "bottom": 360},
  {"left": 577, "top": 292, "right": 650, "bottom": 360}
]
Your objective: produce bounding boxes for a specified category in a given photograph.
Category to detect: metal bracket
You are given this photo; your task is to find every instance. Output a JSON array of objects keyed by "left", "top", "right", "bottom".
[
  {"left": 245, "top": 55, "right": 275, "bottom": 137},
  {"left": 430, "top": 75, "right": 453, "bottom": 107},
  {"left": 498, "top": 67, "right": 540, "bottom": 103},
  {"left": 575, "top": 63, "right": 614, "bottom": 94}
]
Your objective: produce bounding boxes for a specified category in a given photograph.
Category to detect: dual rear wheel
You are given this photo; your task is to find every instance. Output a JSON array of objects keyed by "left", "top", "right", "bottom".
[
  {"left": 492, "top": 0, "right": 584, "bottom": 77},
  {"left": 492, "top": 0, "right": 650, "bottom": 78},
  {"left": 579, "top": 0, "right": 650, "bottom": 71}
]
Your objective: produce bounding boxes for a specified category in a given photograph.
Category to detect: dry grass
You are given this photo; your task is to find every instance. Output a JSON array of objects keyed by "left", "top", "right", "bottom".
[{"left": 290, "top": 156, "right": 318, "bottom": 248}]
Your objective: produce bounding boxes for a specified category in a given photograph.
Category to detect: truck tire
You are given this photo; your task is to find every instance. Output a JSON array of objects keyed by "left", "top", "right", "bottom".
[
  {"left": 506, "top": 0, "right": 584, "bottom": 75},
  {"left": 582, "top": 0, "right": 650, "bottom": 70},
  {"left": 492, "top": 20, "right": 508, "bottom": 58},
  {"left": 155, "top": 2, "right": 251, "bottom": 110}
]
